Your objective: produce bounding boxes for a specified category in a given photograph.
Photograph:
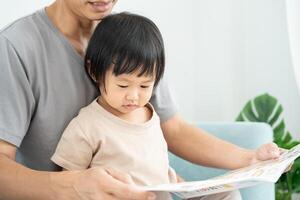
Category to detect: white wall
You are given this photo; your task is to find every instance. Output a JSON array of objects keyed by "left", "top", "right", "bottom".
[
  {"left": 115, "top": 0, "right": 300, "bottom": 139},
  {"left": 1, "top": 0, "right": 300, "bottom": 139},
  {"left": 0, "top": 1, "right": 52, "bottom": 28},
  {"left": 243, "top": 0, "right": 300, "bottom": 139},
  {"left": 115, "top": 0, "right": 246, "bottom": 122}
]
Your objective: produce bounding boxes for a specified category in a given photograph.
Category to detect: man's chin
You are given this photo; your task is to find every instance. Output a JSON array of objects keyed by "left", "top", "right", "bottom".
[{"left": 88, "top": 14, "right": 110, "bottom": 21}]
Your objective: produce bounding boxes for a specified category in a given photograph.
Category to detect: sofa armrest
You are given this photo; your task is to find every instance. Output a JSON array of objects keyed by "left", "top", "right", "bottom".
[{"left": 169, "top": 122, "right": 275, "bottom": 200}]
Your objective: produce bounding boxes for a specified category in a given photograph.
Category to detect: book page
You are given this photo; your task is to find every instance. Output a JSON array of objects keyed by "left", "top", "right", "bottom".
[{"left": 140, "top": 144, "right": 300, "bottom": 198}]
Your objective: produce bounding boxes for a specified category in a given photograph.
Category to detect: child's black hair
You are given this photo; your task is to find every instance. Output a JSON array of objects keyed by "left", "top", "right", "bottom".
[{"left": 84, "top": 12, "right": 165, "bottom": 94}]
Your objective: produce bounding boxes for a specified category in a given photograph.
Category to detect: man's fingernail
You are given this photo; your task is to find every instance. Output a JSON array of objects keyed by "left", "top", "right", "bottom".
[{"left": 148, "top": 193, "right": 156, "bottom": 200}]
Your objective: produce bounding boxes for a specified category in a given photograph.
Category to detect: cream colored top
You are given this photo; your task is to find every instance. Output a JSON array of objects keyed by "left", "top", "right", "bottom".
[{"left": 51, "top": 99, "right": 176, "bottom": 186}]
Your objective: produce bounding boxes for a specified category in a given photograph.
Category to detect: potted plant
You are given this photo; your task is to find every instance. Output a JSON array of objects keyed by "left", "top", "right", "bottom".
[{"left": 236, "top": 93, "right": 300, "bottom": 200}]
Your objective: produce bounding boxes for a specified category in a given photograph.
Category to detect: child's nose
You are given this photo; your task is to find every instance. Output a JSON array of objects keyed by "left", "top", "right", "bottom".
[{"left": 126, "top": 89, "right": 139, "bottom": 101}]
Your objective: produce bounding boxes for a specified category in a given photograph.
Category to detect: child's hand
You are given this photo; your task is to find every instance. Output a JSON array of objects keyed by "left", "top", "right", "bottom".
[
  {"left": 176, "top": 174, "right": 185, "bottom": 183},
  {"left": 251, "top": 142, "right": 283, "bottom": 164}
]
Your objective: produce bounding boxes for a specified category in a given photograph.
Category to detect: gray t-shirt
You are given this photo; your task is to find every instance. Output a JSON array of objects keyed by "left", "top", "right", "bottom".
[{"left": 0, "top": 9, "right": 177, "bottom": 171}]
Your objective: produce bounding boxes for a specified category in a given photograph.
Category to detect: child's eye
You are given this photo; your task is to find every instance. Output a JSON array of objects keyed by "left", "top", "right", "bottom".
[
  {"left": 117, "top": 85, "right": 128, "bottom": 88},
  {"left": 140, "top": 85, "right": 150, "bottom": 88}
]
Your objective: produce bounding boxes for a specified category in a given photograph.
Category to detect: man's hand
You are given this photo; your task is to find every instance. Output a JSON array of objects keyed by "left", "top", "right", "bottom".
[
  {"left": 250, "top": 142, "right": 293, "bottom": 173},
  {"left": 57, "top": 167, "right": 157, "bottom": 200},
  {"left": 251, "top": 143, "right": 282, "bottom": 164},
  {"left": 0, "top": 139, "right": 156, "bottom": 200}
]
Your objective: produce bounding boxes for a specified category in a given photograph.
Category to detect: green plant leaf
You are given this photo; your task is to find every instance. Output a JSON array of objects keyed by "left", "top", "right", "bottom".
[
  {"left": 242, "top": 101, "right": 259, "bottom": 121},
  {"left": 236, "top": 112, "right": 245, "bottom": 121},
  {"left": 274, "top": 120, "right": 286, "bottom": 145},
  {"left": 269, "top": 105, "right": 283, "bottom": 126},
  {"left": 254, "top": 93, "right": 277, "bottom": 122},
  {"left": 292, "top": 158, "right": 300, "bottom": 169},
  {"left": 237, "top": 93, "right": 300, "bottom": 197},
  {"left": 292, "top": 166, "right": 300, "bottom": 192},
  {"left": 283, "top": 132, "right": 293, "bottom": 146},
  {"left": 285, "top": 141, "right": 300, "bottom": 149}
]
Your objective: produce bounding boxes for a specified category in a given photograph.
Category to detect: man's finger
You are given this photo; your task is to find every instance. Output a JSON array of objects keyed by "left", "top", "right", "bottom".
[
  {"left": 265, "top": 143, "right": 280, "bottom": 158},
  {"left": 102, "top": 169, "right": 156, "bottom": 200},
  {"left": 101, "top": 193, "right": 123, "bottom": 200},
  {"left": 279, "top": 148, "right": 287, "bottom": 155},
  {"left": 105, "top": 168, "right": 135, "bottom": 185},
  {"left": 111, "top": 184, "right": 156, "bottom": 200}
]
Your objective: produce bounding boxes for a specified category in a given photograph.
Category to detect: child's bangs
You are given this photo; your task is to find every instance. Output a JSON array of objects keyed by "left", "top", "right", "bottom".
[{"left": 112, "top": 52, "right": 160, "bottom": 78}]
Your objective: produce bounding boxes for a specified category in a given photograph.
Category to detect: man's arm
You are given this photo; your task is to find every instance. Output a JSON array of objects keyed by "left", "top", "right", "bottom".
[
  {"left": 161, "top": 114, "right": 257, "bottom": 170},
  {"left": 0, "top": 140, "right": 156, "bottom": 200}
]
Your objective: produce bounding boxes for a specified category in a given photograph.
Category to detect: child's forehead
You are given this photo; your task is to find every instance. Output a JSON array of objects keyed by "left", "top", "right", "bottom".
[{"left": 113, "top": 72, "right": 155, "bottom": 82}]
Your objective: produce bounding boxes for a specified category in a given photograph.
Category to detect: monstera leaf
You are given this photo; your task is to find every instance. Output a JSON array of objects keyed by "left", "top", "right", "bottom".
[
  {"left": 236, "top": 93, "right": 300, "bottom": 199},
  {"left": 236, "top": 93, "right": 299, "bottom": 149}
]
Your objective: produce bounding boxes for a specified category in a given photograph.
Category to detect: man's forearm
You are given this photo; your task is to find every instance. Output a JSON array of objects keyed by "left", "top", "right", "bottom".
[
  {"left": 0, "top": 154, "right": 78, "bottom": 200},
  {"left": 171, "top": 125, "right": 255, "bottom": 169},
  {"left": 162, "top": 116, "right": 255, "bottom": 170}
]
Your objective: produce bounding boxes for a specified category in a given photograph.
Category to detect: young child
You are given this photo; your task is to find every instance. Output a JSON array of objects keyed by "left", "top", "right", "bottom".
[
  {"left": 51, "top": 12, "right": 284, "bottom": 200},
  {"left": 51, "top": 12, "right": 177, "bottom": 198}
]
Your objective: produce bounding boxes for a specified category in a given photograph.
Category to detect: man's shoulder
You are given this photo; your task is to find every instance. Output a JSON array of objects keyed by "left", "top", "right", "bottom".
[{"left": 0, "top": 9, "right": 48, "bottom": 45}]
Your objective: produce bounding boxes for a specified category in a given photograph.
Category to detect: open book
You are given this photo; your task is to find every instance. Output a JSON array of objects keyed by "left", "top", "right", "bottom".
[{"left": 140, "top": 144, "right": 300, "bottom": 199}]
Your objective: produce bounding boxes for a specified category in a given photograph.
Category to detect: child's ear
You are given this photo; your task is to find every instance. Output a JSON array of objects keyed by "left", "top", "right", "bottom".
[{"left": 85, "top": 59, "right": 97, "bottom": 83}]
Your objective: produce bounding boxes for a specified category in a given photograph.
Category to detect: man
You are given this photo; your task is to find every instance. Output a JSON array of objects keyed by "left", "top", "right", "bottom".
[{"left": 0, "top": 0, "right": 281, "bottom": 199}]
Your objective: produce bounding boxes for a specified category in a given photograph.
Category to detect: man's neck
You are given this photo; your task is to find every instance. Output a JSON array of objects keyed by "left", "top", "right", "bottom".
[{"left": 46, "top": 1, "right": 97, "bottom": 56}]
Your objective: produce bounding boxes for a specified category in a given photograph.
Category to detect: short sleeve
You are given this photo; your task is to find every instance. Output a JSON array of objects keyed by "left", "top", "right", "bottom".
[
  {"left": 51, "top": 119, "right": 94, "bottom": 170},
  {"left": 150, "top": 77, "right": 178, "bottom": 123},
  {"left": 0, "top": 35, "right": 35, "bottom": 147}
]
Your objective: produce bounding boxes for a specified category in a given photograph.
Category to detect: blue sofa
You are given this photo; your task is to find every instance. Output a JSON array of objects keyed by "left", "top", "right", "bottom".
[{"left": 169, "top": 122, "right": 275, "bottom": 200}]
